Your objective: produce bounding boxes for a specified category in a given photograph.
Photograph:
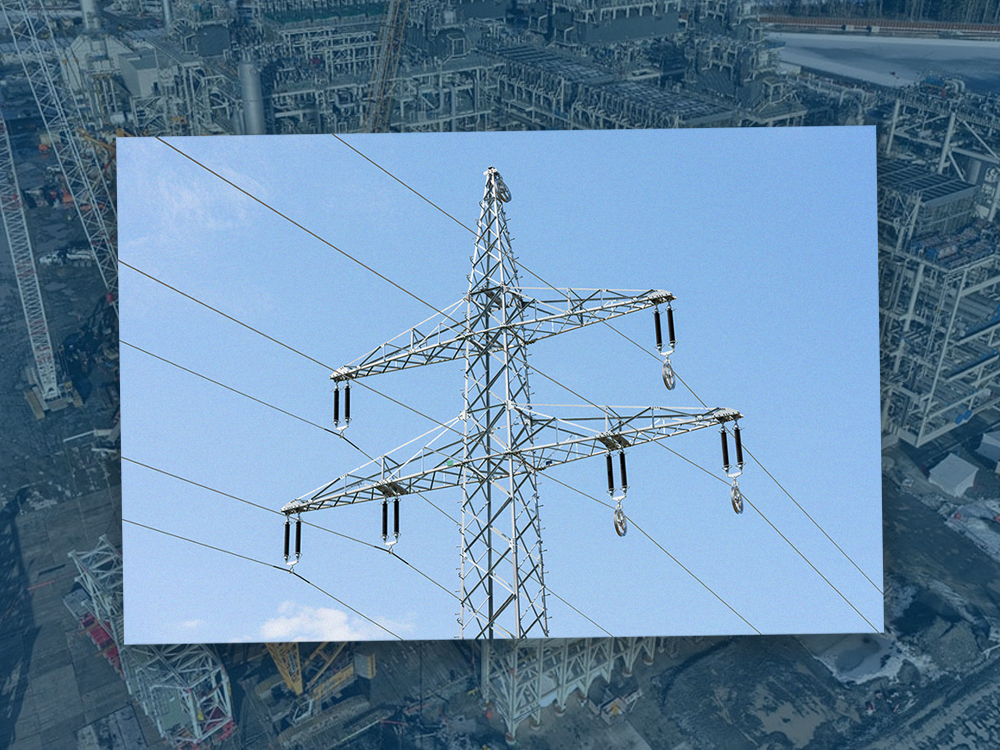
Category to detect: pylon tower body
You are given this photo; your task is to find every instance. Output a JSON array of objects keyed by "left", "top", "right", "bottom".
[
  {"left": 283, "top": 167, "right": 745, "bottom": 640},
  {"left": 460, "top": 167, "right": 547, "bottom": 639}
]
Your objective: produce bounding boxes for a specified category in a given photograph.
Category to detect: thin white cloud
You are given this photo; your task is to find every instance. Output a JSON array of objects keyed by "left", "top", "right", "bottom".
[{"left": 259, "top": 600, "right": 411, "bottom": 642}]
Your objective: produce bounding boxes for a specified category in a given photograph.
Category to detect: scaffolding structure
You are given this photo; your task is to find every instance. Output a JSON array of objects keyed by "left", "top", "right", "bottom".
[
  {"left": 68, "top": 536, "right": 236, "bottom": 749},
  {"left": 481, "top": 637, "right": 660, "bottom": 741}
]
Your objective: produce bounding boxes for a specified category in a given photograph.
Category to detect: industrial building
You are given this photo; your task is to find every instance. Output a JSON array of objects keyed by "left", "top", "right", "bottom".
[
  {"left": 2, "top": 0, "right": 1000, "bottom": 747},
  {"left": 877, "top": 87, "right": 1000, "bottom": 448}
]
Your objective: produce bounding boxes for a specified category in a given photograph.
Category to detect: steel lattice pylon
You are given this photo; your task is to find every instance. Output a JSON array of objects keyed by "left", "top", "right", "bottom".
[
  {"left": 460, "top": 167, "right": 546, "bottom": 638},
  {"left": 284, "top": 167, "right": 744, "bottom": 639}
]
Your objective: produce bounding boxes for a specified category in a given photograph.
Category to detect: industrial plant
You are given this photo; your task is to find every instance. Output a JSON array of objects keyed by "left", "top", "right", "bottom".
[{"left": 2, "top": 0, "right": 1000, "bottom": 747}]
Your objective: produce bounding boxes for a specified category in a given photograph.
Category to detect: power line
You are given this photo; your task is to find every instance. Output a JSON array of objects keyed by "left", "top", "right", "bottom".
[
  {"left": 122, "top": 339, "right": 339, "bottom": 436},
  {"left": 153, "top": 137, "right": 460, "bottom": 326},
  {"left": 331, "top": 134, "right": 472, "bottom": 234},
  {"left": 132, "top": 141, "right": 876, "bottom": 635},
  {"left": 650, "top": 441, "right": 880, "bottom": 632},
  {"left": 119, "top": 260, "right": 335, "bottom": 371},
  {"left": 124, "top": 456, "right": 608, "bottom": 635},
  {"left": 123, "top": 339, "right": 460, "bottom": 525},
  {"left": 123, "top": 517, "right": 403, "bottom": 639},
  {"left": 593, "top": 313, "right": 884, "bottom": 597},
  {"left": 334, "top": 135, "right": 884, "bottom": 600},
  {"left": 539, "top": 470, "right": 760, "bottom": 635},
  {"left": 326, "top": 134, "right": 883, "bottom": 601}
]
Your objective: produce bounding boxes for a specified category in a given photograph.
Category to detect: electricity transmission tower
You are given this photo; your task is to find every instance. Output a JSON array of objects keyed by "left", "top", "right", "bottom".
[{"left": 282, "top": 167, "right": 744, "bottom": 639}]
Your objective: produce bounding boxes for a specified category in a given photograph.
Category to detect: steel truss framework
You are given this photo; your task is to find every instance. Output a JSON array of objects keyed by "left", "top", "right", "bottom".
[
  {"left": 491, "top": 45, "right": 736, "bottom": 131},
  {"left": 69, "top": 536, "right": 235, "bottom": 749},
  {"left": 270, "top": 56, "right": 501, "bottom": 134},
  {"left": 1, "top": 0, "right": 119, "bottom": 313},
  {"left": 879, "top": 233, "right": 1000, "bottom": 447},
  {"left": 266, "top": 641, "right": 356, "bottom": 701},
  {"left": 0, "top": 108, "right": 59, "bottom": 401},
  {"left": 481, "top": 637, "right": 660, "bottom": 741},
  {"left": 878, "top": 94, "right": 1000, "bottom": 446},
  {"left": 285, "top": 168, "right": 741, "bottom": 639},
  {"left": 125, "top": 41, "right": 239, "bottom": 137},
  {"left": 884, "top": 91, "right": 1000, "bottom": 222}
]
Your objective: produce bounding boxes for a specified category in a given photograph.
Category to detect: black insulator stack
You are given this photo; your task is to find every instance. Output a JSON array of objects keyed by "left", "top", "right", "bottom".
[
  {"left": 294, "top": 517, "right": 302, "bottom": 558},
  {"left": 333, "top": 385, "right": 340, "bottom": 426},
  {"left": 283, "top": 518, "right": 290, "bottom": 560},
  {"left": 606, "top": 453, "right": 615, "bottom": 494},
  {"left": 721, "top": 428, "right": 730, "bottom": 471},
  {"left": 382, "top": 501, "right": 388, "bottom": 540},
  {"left": 393, "top": 499, "right": 400, "bottom": 537},
  {"left": 667, "top": 306, "right": 676, "bottom": 348},
  {"left": 654, "top": 309, "right": 663, "bottom": 352},
  {"left": 345, "top": 383, "right": 351, "bottom": 424},
  {"left": 619, "top": 451, "right": 628, "bottom": 491},
  {"left": 734, "top": 425, "right": 744, "bottom": 467}
]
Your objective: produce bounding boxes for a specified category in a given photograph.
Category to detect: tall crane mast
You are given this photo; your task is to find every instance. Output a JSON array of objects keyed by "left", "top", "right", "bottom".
[
  {"left": 1, "top": 0, "right": 119, "bottom": 315},
  {"left": 0, "top": 106, "right": 60, "bottom": 404},
  {"left": 363, "top": 0, "right": 411, "bottom": 132},
  {"left": 281, "top": 168, "right": 746, "bottom": 639}
]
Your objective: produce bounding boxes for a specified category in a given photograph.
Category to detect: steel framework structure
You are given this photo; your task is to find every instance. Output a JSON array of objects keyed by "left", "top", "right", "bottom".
[
  {"left": 884, "top": 90, "right": 1000, "bottom": 222},
  {"left": 1, "top": 0, "right": 119, "bottom": 313},
  {"left": 481, "top": 636, "right": 659, "bottom": 741},
  {"left": 283, "top": 167, "right": 742, "bottom": 638},
  {"left": 0, "top": 107, "right": 60, "bottom": 402},
  {"left": 69, "top": 536, "right": 235, "bottom": 748}
]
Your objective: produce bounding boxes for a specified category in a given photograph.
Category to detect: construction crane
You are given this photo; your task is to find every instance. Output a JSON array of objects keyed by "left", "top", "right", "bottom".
[
  {"left": 363, "top": 0, "right": 411, "bottom": 132},
  {"left": 281, "top": 168, "right": 745, "bottom": 639},
  {"left": 0, "top": 105, "right": 62, "bottom": 410},
  {"left": 1, "top": 0, "right": 119, "bottom": 315}
]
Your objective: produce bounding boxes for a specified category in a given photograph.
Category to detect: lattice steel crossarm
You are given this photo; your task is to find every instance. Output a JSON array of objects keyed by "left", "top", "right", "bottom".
[
  {"left": 282, "top": 406, "right": 739, "bottom": 514},
  {"left": 331, "top": 288, "right": 674, "bottom": 382}
]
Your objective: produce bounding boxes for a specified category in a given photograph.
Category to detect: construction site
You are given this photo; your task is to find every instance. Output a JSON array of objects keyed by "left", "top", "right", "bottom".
[{"left": 2, "top": 0, "right": 1000, "bottom": 747}]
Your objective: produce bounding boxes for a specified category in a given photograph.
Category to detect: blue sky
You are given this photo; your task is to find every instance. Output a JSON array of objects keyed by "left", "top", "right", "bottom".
[{"left": 119, "top": 126, "right": 883, "bottom": 643}]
